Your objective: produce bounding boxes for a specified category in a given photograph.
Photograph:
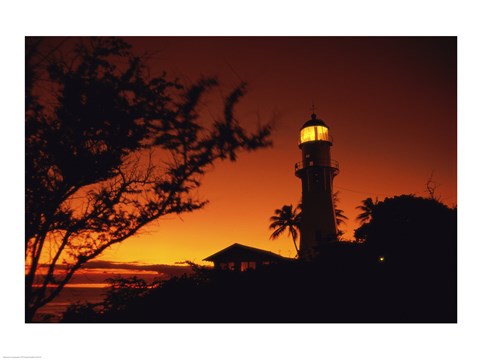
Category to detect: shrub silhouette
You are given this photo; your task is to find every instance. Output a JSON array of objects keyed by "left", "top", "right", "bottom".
[{"left": 62, "top": 194, "right": 456, "bottom": 323}]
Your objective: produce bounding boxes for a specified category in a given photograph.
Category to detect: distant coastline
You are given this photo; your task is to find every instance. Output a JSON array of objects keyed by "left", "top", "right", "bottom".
[
  {"left": 32, "top": 264, "right": 196, "bottom": 322},
  {"left": 35, "top": 286, "right": 108, "bottom": 322}
]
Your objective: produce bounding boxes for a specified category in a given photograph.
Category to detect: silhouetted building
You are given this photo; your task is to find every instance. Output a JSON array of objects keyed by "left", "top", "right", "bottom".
[
  {"left": 295, "top": 113, "right": 339, "bottom": 259},
  {"left": 203, "top": 243, "right": 291, "bottom": 271}
]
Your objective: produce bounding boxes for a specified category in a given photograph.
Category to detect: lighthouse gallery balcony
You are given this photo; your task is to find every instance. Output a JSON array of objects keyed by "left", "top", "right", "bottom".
[{"left": 294, "top": 159, "right": 339, "bottom": 177}]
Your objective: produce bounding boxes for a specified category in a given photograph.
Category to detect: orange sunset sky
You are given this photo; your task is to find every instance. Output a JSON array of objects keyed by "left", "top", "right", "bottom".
[{"left": 58, "top": 37, "right": 457, "bottom": 266}]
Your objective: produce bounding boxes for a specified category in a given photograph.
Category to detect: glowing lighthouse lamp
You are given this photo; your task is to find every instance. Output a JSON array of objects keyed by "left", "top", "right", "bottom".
[{"left": 295, "top": 113, "right": 339, "bottom": 260}]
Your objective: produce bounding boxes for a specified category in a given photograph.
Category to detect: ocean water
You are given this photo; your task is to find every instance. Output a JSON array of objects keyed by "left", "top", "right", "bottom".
[
  {"left": 31, "top": 267, "right": 193, "bottom": 322},
  {"left": 34, "top": 286, "right": 108, "bottom": 322}
]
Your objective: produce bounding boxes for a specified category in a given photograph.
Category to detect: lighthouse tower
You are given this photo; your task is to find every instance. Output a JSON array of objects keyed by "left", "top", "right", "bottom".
[{"left": 295, "top": 113, "right": 339, "bottom": 259}]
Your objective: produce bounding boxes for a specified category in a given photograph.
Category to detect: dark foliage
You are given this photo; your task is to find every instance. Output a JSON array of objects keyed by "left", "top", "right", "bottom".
[
  {"left": 269, "top": 194, "right": 348, "bottom": 255},
  {"left": 354, "top": 195, "right": 456, "bottom": 269},
  {"left": 269, "top": 204, "right": 301, "bottom": 256},
  {"left": 62, "top": 194, "right": 456, "bottom": 323},
  {"left": 25, "top": 37, "right": 271, "bottom": 321}
]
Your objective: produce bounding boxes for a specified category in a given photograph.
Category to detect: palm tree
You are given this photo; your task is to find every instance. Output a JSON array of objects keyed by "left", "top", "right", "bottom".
[
  {"left": 335, "top": 208, "right": 348, "bottom": 226},
  {"left": 269, "top": 204, "right": 301, "bottom": 256},
  {"left": 356, "top": 197, "right": 378, "bottom": 224},
  {"left": 333, "top": 191, "right": 349, "bottom": 227},
  {"left": 333, "top": 191, "right": 349, "bottom": 238}
]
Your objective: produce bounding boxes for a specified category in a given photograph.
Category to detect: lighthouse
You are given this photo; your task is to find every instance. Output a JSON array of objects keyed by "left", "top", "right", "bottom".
[{"left": 295, "top": 113, "right": 339, "bottom": 259}]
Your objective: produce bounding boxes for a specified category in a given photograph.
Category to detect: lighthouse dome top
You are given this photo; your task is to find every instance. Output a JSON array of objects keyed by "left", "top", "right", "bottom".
[
  {"left": 300, "top": 113, "right": 329, "bottom": 130},
  {"left": 299, "top": 113, "right": 331, "bottom": 144}
]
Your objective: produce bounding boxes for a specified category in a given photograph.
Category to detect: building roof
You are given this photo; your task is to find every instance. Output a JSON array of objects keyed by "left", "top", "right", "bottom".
[
  {"left": 300, "top": 113, "right": 329, "bottom": 130},
  {"left": 203, "top": 243, "right": 291, "bottom": 263}
]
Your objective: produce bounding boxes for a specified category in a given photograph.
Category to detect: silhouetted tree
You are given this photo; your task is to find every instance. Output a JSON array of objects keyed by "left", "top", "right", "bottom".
[
  {"left": 102, "top": 276, "right": 161, "bottom": 312},
  {"left": 276, "top": 195, "right": 347, "bottom": 242},
  {"left": 353, "top": 222, "right": 370, "bottom": 243},
  {"left": 61, "top": 275, "right": 161, "bottom": 322},
  {"left": 332, "top": 191, "right": 347, "bottom": 226},
  {"left": 352, "top": 195, "right": 457, "bottom": 321},
  {"left": 355, "top": 197, "right": 378, "bottom": 224},
  {"left": 354, "top": 195, "right": 456, "bottom": 267},
  {"left": 425, "top": 171, "right": 441, "bottom": 201},
  {"left": 333, "top": 191, "right": 348, "bottom": 238},
  {"left": 25, "top": 37, "right": 271, "bottom": 321},
  {"left": 61, "top": 207, "right": 457, "bottom": 323},
  {"left": 269, "top": 204, "right": 301, "bottom": 256},
  {"left": 334, "top": 208, "right": 348, "bottom": 226}
]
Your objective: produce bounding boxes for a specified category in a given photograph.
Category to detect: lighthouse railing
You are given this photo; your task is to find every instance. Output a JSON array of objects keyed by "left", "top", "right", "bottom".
[{"left": 294, "top": 159, "right": 339, "bottom": 173}]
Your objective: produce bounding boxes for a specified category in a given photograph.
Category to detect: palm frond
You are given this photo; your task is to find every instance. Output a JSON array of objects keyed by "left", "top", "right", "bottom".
[
  {"left": 355, "top": 197, "right": 378, "bottom": 224},
  {"left": 270, "top": 226, "right": 286, "bottom": 240},
  {"left": 268, "top": 204, "right": 301, "bottom": 256}
]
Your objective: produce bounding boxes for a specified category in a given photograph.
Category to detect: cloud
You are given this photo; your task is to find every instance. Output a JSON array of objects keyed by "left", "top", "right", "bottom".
[
  {"left": 40, "top": 260, "right": 195, "bottom": 278},
  {"left": 82, "top": 260, "right": 195, "bottom": 277}
]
